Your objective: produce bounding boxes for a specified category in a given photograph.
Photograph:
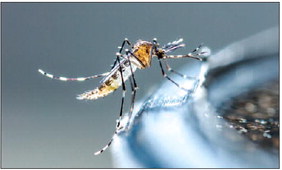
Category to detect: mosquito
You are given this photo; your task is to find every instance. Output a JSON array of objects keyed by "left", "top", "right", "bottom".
[{"left": 38, "top": 38, "right": 209, "bottom": 155}]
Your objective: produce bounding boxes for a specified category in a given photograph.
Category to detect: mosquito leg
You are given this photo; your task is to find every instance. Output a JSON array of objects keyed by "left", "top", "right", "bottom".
[
  {"left": 38, "top": 69, "right": 109, "bottom": 82},
  {"left": 129, "top": 77, "right": 137, "bottom": 115},
  {"left": 123, "top": 77, "right": 134, "bottom": 129},
  {"left": 152, "top": 38, "right": 158, "bottom": 52},
  {"left": 125, "top": 50, "right": 137, "bottom": 88},
  {"left": 163, "top": 44, "right": 208, "bottom": 61},
  {"left": 94, "top": 53, "right": 127, "bottom": 156},
  {"left": 164, "top": 54, "right": 203, "bottom": 61},
  {"left": 126, "top": 75, "right": 138, "bottom": 130},
  {"left": 124, "top": 50, "right": 138, "bottom": 129},
  {"left": 94, "top": 129, "right": 117, "bottom": 155},
  {"left": 162, "top": 59, "right": 198, "bottom": 80},
  {"left": 116, "top": 53, "right": 127, "bottom": 128},
  {"left": 119, "top": 38, "right": 133, "bottom": 52},
  {"left": 158, "top": 58, "right": 193, "bottom": 92},
  {"left": 112, "top": 38, "right": 133, "bottom": 69}
]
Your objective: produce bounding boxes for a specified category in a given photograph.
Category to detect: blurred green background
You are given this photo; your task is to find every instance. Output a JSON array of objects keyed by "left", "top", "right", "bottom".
[{"left": 2, "top": 2, "right": 278, "bottom": 168}]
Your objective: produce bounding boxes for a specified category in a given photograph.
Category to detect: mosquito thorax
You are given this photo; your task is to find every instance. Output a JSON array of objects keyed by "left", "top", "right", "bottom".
[{"left": 132, "top": 40, "right": 154, "bottom": 69}]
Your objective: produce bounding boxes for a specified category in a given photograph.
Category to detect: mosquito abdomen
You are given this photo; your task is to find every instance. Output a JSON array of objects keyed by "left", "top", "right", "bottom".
[
  {"left": 77, "top": 61, "right": 137, "bottom": 100},
  {"left": 77, "top": 77, "right": 121, "bottom": 100}
]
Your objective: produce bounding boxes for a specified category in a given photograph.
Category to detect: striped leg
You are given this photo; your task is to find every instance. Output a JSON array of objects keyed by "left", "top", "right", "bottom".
[
  {"left": 128, "top": 77, "right": 137, "bottom": 113},
  {"left": 111, "top": 38, "right": 133, "bottom": 69},
  {"left": 162, "top": 59, "right": 201, "bottom": 99},
  {"left": 116, "top": 53, "right": 127, "bottom": 128},
  {"left": 38, "top": 69, "right": 109, "bottom": 82},
  {"left": 125, "top": 77, "right": 138, "bottom": 130},
  {"left": 125, "top": 49, "right": 137, "bottom": 88},
  {"left": 158, "top": 58, "right": 193, "bottom": 92},
  {"left": 125, "top": 50, "right": 138, "bottom": 129},
  {"left": 94, "top": 130, "right": 117, "bottom": 155},
  {"left": 118, "top": 38, "right": 133, "bottom": 52},
  {"left": 162, "top": 59, "right": 198, "bottom": 80},
  {"left": 94, "top": 53, "right": 127, "bottom": 156},
  {"left": 163, "top": 44, "right": 208, "bottom": 61}
]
